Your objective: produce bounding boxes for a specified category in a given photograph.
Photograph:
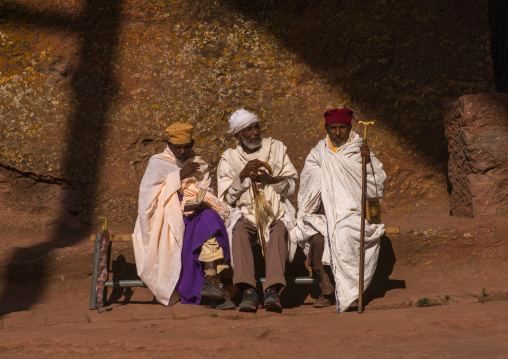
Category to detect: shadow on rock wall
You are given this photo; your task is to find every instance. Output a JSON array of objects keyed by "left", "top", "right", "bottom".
[
  {"left": 222, "top": 0, "right": 494, "bottom": 169},
  {"left": 0, "top": 0, "right": 122, "bottom": 317}
]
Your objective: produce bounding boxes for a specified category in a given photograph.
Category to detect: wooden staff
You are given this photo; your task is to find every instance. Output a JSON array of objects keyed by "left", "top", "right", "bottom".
[{"left": 358, "top": 120, "right": 374, "bottom": 314}]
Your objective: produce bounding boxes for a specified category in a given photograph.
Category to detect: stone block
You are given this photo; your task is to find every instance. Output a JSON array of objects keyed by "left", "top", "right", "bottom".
[{"left": 444, "top": 93, "right": 508, "bottom": 217}]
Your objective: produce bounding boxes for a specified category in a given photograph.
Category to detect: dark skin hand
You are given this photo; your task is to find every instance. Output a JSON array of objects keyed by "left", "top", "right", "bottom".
[
  {"left": 166, "top": 140, "right": 199, "bottom": 180},
  {"left": 251, "top": 169, "right": 283, "bottom": 184},
  {"left": 180, "top": 161, "right": 200, "bottom": 180},
  {"left": 239, "top": 159, "right": 283, "bottom": 185},
  {"left": 239, "top": 159, "right": 263, "bottom": 182},
  {"left": 360, "top": 144, "right": 371, "bottom": 163}
]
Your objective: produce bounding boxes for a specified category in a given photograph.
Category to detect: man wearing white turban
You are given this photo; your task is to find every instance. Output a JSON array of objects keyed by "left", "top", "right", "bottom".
[
  {"left": 227, "top": 108, "right": 259, "bottom": 136},
  {"left": 217, "top": 109, "right": 299, "bottom": 312}
]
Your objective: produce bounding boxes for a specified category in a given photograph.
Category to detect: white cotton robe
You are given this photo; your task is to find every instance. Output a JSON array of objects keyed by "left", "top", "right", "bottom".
[
  {"left": 132, "top": 147, "right": 224, "bottom": 306},
  {"left": 217, "top": 137, "right": 299, "bottom": 265},
  {"left": 296, "top": 132, "right": 386, "bottom": 312}
]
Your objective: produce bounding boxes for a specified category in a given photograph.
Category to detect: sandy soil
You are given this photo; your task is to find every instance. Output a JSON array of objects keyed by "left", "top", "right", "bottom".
[{"left": 1, "top": 208, "right": 507, "bottom": 358}]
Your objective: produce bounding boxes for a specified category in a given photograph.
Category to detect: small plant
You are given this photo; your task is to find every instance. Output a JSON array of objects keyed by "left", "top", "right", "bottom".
[
  {"left": 210, "top": 313, "right": 218, "bottom": 318},
  {"left": 478, "top": 288, "right": 488, "bottom": 303},
  {"left": 416, "top": 297, "right": 430, "bottom": 307},
  {"left": 445, "top": 295, "right": 450, "bottom": 300}
]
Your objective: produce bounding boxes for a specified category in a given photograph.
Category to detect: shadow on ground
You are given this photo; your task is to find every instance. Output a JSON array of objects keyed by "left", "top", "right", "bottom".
[{"left": 364, "top": 235, "right": 406, "bottom": 306}]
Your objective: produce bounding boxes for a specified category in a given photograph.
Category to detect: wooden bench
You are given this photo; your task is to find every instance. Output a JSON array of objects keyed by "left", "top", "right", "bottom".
[{"left": 89, "top": 233, "right": 320, "bottom": 311}]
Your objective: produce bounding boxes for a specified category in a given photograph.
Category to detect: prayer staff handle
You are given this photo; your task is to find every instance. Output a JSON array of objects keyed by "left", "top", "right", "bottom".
[
  {"left": 358, "top": 121, "right": 375, "bottom": 142},
  {"left": 357, "top": 120, "right": 373, "bottom": 314}
]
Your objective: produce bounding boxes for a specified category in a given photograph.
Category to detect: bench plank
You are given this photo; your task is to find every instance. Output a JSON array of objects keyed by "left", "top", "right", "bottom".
[
  {"left": 385, "top": 226, "right": 400, "bottom": 234},
  {"left": 91, "top": 227, "right": 400, "bottom": 242}
]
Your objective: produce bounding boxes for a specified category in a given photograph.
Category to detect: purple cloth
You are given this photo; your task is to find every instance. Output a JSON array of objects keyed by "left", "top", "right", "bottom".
[{"left": 175, "top": 208, "right": 230, "bottom": 304}]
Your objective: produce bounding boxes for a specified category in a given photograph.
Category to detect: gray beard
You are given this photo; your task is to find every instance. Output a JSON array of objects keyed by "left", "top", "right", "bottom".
[
  {"left": 331, "top": 138, "right": 346, "bottom": 148},
  {"left": 240, "top": 135, "right": 263, "bottom": 150},
  {"left": 176, "top": 158, "right": 188, "bottom": 167}
]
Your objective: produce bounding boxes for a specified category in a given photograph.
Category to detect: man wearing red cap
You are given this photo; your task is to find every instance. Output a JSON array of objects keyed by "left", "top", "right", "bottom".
[{"left": 295, "top": 108, "right": 386, "bottom": 312}]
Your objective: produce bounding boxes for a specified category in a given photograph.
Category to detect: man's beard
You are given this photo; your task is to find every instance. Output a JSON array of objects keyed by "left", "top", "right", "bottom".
[
  {"left": 330, "top": 137, "right": 346, "bottom": 148},
  {"left": 175, "top": 156, "right": 190, "bottom": 167},
  {"left": 240, "top": 134, "right": 263, "bottom": 150}
]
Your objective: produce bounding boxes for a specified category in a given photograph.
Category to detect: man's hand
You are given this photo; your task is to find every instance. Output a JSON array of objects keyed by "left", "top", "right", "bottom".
[
  {"left": 239, "top": 159, "right": 263, "bottom": 183},
  {"left": 360, "top": 144, "right": 371, "bottom": 163},
  {"left": 251, "top": 170, "right": 282, "bottom": 185},
  {"left": 180, "top": 162, "right": 200, "bottom": 180}
]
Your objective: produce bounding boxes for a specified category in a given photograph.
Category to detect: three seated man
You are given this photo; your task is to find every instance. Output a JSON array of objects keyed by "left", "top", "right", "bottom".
[{"left": 132, "top": 108, "right": 386, "bottom": 313}]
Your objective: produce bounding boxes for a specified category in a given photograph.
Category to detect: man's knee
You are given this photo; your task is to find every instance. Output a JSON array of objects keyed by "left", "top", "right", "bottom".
[
  {"left": 198, "top": 236, "right": 224, "bottom": 262},
  {"left": 232, "top": 218, "right": 255, "bottom": 245},
  {"left": 310, "top": 232, "right": 325, "bottom": 251},
  {"left": 269, "top": 220, "right": 288, "bottom": 243}
]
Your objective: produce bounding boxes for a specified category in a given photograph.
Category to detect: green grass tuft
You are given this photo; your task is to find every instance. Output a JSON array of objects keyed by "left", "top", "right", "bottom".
[{"left": 416, "top": 297, "right": 430, "bottom": 307}]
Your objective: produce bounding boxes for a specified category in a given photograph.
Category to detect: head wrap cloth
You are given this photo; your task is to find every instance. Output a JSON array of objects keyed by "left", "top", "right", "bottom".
[
  {"left": 324, "top": 108, "right": 353, "bottom": 125},
  {"left": 165, "top": 122, "right": 194, "bottom": 144},
  {"left": 229, "top": 109, "right": 259, "bottom": 135}
]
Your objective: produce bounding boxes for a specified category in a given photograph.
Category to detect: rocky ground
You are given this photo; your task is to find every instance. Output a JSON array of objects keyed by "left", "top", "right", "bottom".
[{"left": 1, "top": 207, "right": 507, "bottom": 358}]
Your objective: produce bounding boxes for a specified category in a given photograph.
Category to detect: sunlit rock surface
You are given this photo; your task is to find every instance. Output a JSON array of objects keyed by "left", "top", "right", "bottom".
[{"left": 0, "top": 0, "right": 496, "bottom": 230}]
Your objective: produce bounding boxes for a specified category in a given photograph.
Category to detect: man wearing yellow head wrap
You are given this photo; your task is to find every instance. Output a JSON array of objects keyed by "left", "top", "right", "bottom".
[{"left": 132, "top": 122, "right": 234, "bottom": 310}]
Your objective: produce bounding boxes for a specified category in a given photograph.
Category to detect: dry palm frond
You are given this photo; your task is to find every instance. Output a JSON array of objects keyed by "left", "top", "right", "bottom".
[
  {"left": 251, "top": 161, "right": 275, "bottom": 228},
  {"left": 254, "top": 190, "right": 275, "bottom": 228}
]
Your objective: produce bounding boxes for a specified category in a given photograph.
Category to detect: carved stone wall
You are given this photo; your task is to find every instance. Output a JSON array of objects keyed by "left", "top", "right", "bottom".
[{"left": 444, "top": 93, "right": 508, "bottom": 217}]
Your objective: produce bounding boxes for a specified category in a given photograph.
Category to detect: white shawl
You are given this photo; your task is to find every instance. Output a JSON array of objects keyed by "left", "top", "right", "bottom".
[
  {"left": 296, "top": 132, "right": 387, "bottom": 312},
  {"left": 132, "top": 147, "right": 220, "bottom": 306},
  {"left": 217, "top": 138, "right": 299, "bottom": 265}
]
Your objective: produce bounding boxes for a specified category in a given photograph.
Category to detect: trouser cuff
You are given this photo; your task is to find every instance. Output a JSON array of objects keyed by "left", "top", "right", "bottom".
[
  {"left": 263, "top": 275, "right": 286, "bottom": 292},
  {"left": 233, "top": 273, "right": 257, "bottom": 289}
]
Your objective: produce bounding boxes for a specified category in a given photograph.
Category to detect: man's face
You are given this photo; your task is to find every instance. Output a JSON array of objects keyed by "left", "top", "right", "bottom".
[
  {"left": 168, "top": 140, "right": 194, "bottom": 162},
  {"left": 325, "top": 123, "right": 351, "bottom": 147},
  {"left": 235, "top": 122, "right": 262, "bottom": 150}
]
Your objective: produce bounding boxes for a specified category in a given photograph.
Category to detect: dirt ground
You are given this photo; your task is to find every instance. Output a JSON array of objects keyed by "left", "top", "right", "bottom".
[{"left": 1, "top": 208, "right": 508, "bottom": 358}]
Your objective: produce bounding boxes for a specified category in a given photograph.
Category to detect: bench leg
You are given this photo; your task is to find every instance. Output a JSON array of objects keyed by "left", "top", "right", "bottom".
[
  {"left": 102, "top": 241, "right": 112, "bottom": 308},
  {"left": 89, "top": 234, "right": 101, "bottom": 310}
]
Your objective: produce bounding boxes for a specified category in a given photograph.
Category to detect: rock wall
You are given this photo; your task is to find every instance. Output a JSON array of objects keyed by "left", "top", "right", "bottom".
[
  {"left": 0, "top": 0, "right": 496, "bottom": 230},
  {"left": 444, "top": 93, "right": 508, "bottom": 217}
]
